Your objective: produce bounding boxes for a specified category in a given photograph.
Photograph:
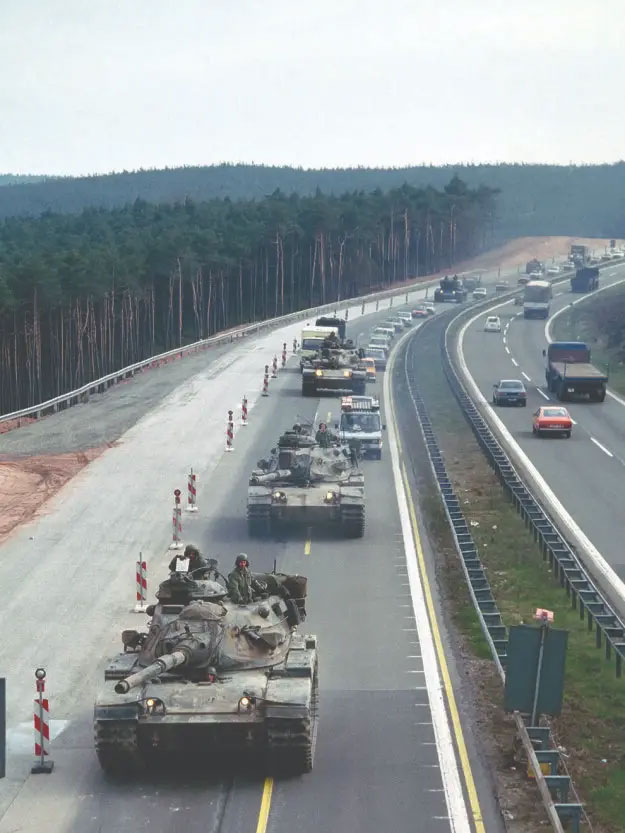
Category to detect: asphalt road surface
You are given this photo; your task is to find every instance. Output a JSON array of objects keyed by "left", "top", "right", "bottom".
[
  {"left": 459, "top": 262, "right": 625, "bottom": 582},
  {"left": 0, "top": 285, "right": 514, "bottom": 832}
]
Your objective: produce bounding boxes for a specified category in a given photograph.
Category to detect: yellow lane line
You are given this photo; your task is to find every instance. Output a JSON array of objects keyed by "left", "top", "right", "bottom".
[
  {"left": 255, "top": 776, "right": 274, "bottom": 833},
  {"left": 398, "top": 449, "right": 485, "bottom": 833},
  {"left": 304, "top": 539, "right": 311, "bottom": 556}
]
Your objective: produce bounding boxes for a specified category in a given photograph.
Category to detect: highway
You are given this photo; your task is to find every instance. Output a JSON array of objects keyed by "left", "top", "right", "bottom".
[
  {"left": 0, "top": 291, "right": 506, "bottom": 833},
  {"left": 459, "top": 263, "right": 625, "bottom": 584}
]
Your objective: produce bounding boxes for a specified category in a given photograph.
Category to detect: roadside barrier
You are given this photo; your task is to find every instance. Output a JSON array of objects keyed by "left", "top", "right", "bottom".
[
  {"left": 32, "top": 668, "right": 53, "bottom": 774},
  {"left": 281, "top": 343, "right": 287, "bottom": 368},
  {"left": 226, "top": 410, "right": 234, "bottom": 452},
  {"left": 170, "top": 489, "right": 183, "bottom": 549},
  {"left": 135, "top": 556, "right": 148, "bottom": 612},
  {"left": 241, "top": 396, "right": 248, "bottom": 425},
  {"left": 271, "top": 356, "right": 278, "bottom": 378},
  {"left": 186, "top": 468, "right": 197, "bottom": 512},
  {"left": 262, "top": 365, "right": 269, "bottom": 397}
]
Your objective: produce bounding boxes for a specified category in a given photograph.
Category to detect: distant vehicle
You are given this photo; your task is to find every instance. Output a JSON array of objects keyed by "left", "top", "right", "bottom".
[
  {"left": 434, "top": 275, "right": 466, "bottom": 303},
  {"left": 523, "top": 280, "right": 552, "bottom": 319},
  {"left": 315, "top": 316, "right": 346, "bottom": 342},
  {"left": 385, "top": 319, "right": 404, "bottom": 333},
  {"left": 338, "top": 396, "right": 384, "bottom": 460},
  {"left": 517, "top": 276, "right": 530, "bottom": 286},
  {"left": 532, "top": 406, "right": 572, "bottom": 438},
  {"left": 492, "top": 379, "right": 527, "bottom": 407},
  {"left": 369, "top": 336, "right": 390, "bottom": 352},
  {"left": 526, "top": 258, "right": 544, "bottom": 274},
  {"left": 366, "top": 346, "right": 387, "bottom": 370},
  {"left": 472, "top": 287, "right": 487, "bottom": 299},
  {"left": 300, "top": 325, "right": 339, "bottom": 364},
  {"left": 396, "top": 311, "right": 413, "bottom": 327},
  {"left": 570, "top": 266, "right": 599, "bottom": 293},
  {"left": 361, "top": 357, "right": 377, "bottom": 382},
  {"left": 543, "top": 341, "right": 608, "bottom": 402},
  {"left": 422, "top": 301, "right": 435, "bottom": 314},
  {"left": 570, "top": 244, "right": 589, "bottom": 266},
  {"left": 462, "top": 273, "right": 482, "bottom": 291},
  {"left": 495, "top": 281, "right": 509, "bottom": 293},
  {"left": 546, "top": 265, "right": 560, "bottom": 276},
  {"left": 484, "top": 315, "right": 501, "bottom": 332},
  {"left": 563, "top": 259, "right": 576, "bottom": 269},
  {"left": 412, "top": 307, "right": 428, "bottom": 318},
  {"left": 373, "top": 326, "right": 395, "bottom": 340},
  {"left": 514, "top": 294, "right": 523, "bottom": 306}
]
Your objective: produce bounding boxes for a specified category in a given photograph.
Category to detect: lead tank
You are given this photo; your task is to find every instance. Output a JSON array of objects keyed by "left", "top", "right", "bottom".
[
  {"left": 247, "top": 427, "right": 365, "bottom": 537},
  {"left": 434, "top": 274, "right": 466, "bottom": 303},
  {"left": 301, "top": 335, "right": 367, "bottom": 396},
  {"left": 94, "top": 569, "right": 318, "bottom": 775}
]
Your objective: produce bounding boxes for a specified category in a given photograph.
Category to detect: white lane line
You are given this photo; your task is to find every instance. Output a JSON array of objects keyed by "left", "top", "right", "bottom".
[
  {"left": 511, "top": 358, "right": 518, "bottom": 367},
  {"left": 571, "top": 418, "right": 577, "bottom": 425},
  {"left": 504, "top": 346, "right": 510, "bottom": 354},
  {"left": 502, "top": 336, "right": 506, "bottom": 344},
  {"left": 522, "top": 372, "right": 531, "bottom": 382},
  {"left": 536, "top": 388, "right": 550, "bottom": 400},
  {"left": 591, "top": 437, "right": 614, "bottom": 458}
]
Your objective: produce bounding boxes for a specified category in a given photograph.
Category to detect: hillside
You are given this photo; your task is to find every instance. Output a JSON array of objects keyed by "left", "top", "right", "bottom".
[{"left": 1, "top": 163, "right": 624, "bottom": 240}]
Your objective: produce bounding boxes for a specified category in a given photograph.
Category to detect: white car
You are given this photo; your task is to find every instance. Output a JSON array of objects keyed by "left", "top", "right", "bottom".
[
  {"left": 369, "top": 336, "right": 390, "bottom": 351},
  {"left": 472, "top": 287, "right": 487, "bottom": 299},
  {"left": 423, "top": 301, "right": 435, "bottom": 315},
  {"left": 385, "top": 319, "right": 404, "bottom": 333},
  {"left": 546, "top": 265, "right": 560, "bottom": 276},
  {"left": 397, "top": 311, "right": 413, "bottom": 326},
  {"left": 484, "top": 315, "right": 501, "bottom": 333}
]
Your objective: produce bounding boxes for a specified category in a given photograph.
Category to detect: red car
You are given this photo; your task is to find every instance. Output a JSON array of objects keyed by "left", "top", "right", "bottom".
[
  {"left": 411, "top": 307, "right": 428, "bottom": 318},
  {"left": 532, "top": 406, "right": 573, "bottom": 438}
]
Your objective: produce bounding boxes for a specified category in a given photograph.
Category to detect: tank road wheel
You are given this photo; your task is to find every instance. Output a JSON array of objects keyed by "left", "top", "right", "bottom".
[
  {"left": 247, "top": 505, "right": 272, "bottom": 537},
  {"left": 94, "top": 720, "right": 142, "bottom": 776},
  {"left": 266, "top": 665, "right": 319, "bottom": 774},
  {"left": 340, "top": 504, "right": 365, "bottom": 538}
]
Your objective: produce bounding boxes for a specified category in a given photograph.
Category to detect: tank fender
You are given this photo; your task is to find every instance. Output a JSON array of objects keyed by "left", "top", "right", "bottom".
[
  {"left": 265, "top": 675, "right": 313, "bottom": 720},
  {"left": 94, "top": 704, "right": 140, "bottom": 721},
  {"left": 339, "top": 486, "right": 365, "bottom": 503},
  {"left": 247, "top": 487, "right": 273, "bottom": 504}
]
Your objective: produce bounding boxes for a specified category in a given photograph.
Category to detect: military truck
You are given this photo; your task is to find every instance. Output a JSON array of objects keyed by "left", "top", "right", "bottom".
[
  {"left": 434, "top": 275, "right": 466, "bottom": 303},
  {"left": 315, "top": 316, "right": 347, "bottom": 341},
  {"left": 543, "top": 341, "right": 608, "bottom": 401},
  {"left": 301, "top": 335, "right": 368, "bottom": 396},
  {"left": 94, "top": 566, "right": 318, "bottom": 775},
  {"left": 247, "top": 427, "right": 365, "bottom": 537},
  {"left": 337, "top": 395, "right": 384, "bottom": 460},
  {"left": 570, "top": 266, "right": 599, "bottom": 292}
]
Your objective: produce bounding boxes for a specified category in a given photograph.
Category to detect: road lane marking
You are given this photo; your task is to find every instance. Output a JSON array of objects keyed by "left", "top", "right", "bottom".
[
  {"left": 386, "top": 343, "right": 481, "bottom": 833},
  {"left": 502, "top": 336, "right": 506, "bottom": 344},
  {"left": 511, "top": 358, "right": 518, "bottom": 366},
  {"left": 255, "top": 777, "right": 274, "bottom": 833},
  {"left": 504, "top": 346, "right": 510, "bottom": 354},
  {"left": 591, "top": 437, "right": 614, "bottom": 458},
  {"left": 304, "top": 539, "right": 311, "bottom": 556},
  {"left": 522, "top": 372, "right": 531, "bottom": 382},
  {"left": 536, "top": 388, "right": 550, "bottom": 400}
]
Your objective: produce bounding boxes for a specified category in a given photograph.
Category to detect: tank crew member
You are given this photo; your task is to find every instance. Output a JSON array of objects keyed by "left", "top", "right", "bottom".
[
  {"left": 169, "top": 543, "right": 209, "bottom": 576},
  {"left": 315, "top": 422, "right": 335, "bottom": 448},
  {"left": 227, "top": 554, "right": 266, "bottom": 604}
]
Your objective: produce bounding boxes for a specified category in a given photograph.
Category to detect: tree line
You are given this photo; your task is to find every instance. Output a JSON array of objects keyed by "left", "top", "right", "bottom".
[
  {"left": 0, "top": 178, "right": 497, "bottom": 414},
  {"left": 1, "top": 161, "right": 624, "bottom": 240}
]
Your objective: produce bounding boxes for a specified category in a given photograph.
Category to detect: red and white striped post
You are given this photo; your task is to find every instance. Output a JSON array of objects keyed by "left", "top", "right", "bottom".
[
  {"left": 226, "top": 410, "right": 234, "bottom": 451},
  {"left": 262, "top": 365, "right": 269, "bottom": 396},
  {"left": 187, "top": 468, "right": 198, "bottom": 512},
  {"left": 240, "top": 395, "right": 248, "bottom": 426},
  {"left": 134, "top": 555, "right": 148, "bottom": 612},
  {"left": 281, "top": 342, "right": 287, "bottom": 368},
  {"left": 170, "top": 489, "right": 183, "bottom": 549},
  {"left": 292, "top": 338, "right": 297, "bottom": 353},
  {"left": 271, "top": 356, "right": 278, "bottom": 378},
  {"left": 32, "top": 668, "right": 53, "bottom": 774}
]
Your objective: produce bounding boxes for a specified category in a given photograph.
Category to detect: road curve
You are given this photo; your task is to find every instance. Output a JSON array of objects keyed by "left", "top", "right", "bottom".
[
  {"left": 458, "top": 263, "right": 625, "bottom": 583},
  {"left": 0, "top": 293, "right": 505, "bottom": 833}
]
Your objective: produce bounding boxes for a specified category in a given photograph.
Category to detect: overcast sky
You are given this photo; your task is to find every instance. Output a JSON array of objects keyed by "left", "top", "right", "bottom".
[{"left": 1, "top": 0, "right": 624, "bottom": 175}]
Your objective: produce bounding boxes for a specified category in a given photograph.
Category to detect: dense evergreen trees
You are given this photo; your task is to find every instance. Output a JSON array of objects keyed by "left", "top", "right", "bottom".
[
  {"left": 0, "top": 180, "right": 496, "bottom": 413},
  {"left": 1, "top": 162, "right": 623, "bottom": 240}
]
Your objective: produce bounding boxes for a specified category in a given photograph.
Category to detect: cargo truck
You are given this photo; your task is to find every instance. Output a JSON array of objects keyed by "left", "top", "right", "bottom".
[
  {"left": 570, "top": 244, "right": 589, "bottom": 266},
  {"left": 570, "top": 266, "right": 599, "bottom": 292},
  {"left": 543, "top": 341, "right": 607, "bottom": 402}
]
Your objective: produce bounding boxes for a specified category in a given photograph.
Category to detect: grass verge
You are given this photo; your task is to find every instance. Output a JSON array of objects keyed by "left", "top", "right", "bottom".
[
  {"left": 413, "top": 320, "right": 625, "bottom": 833},
  {"left": 551, "top": 282, "right": 625, "bottom": 398}
]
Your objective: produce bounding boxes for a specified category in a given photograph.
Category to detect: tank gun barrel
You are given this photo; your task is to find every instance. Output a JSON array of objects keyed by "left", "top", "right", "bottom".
[
  {"left": 250, "top": 469, "right": 292, "bottom": 484},
  {"left": 115, "top": 643, "right": 197, "bottom": 694}
]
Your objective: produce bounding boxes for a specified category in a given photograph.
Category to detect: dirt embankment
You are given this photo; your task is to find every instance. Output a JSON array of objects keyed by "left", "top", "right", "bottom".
[{"left": 0, "top": 235, "right": 616, "bottom": 544}]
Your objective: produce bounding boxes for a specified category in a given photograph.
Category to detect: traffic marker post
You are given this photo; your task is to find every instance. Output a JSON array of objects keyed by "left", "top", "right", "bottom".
[
  {"left": 226, "top": 410, "right": 234, "bottom": 451},
  {"left": 134, "top": 556, "right": 148, "bottom": 612},
  {"left": 262, "top": 365, "right": 269, "bottom": 396},
  {"left": 405, "top": 292, "right": 408, "bottom": 304},
  {"left": 375, "top": 299, "right": 379, "bottom": 311},
  {"left": 292, "top": 338, "right": 297, "bottom": 353},
  {"left": 281, "top": 342, "right": 287, "bottom": 368},
  {"left": 32, "top": 668, "right": 53, "bottom": 774},
  {"left": 240, "top": 396, "right": 248, "bottom": 425},
  {"left": 389, "top": 296, "right": 393, "bottom": 308},
  {"left": 361, "top": 301, "right": 365, "bottom": 315},
  {"left": 186, "top": 468, "right": 198, "bottom": 512},
  {"left": 345, "top": 309, "right": 349, "bottom": 320},
  {"left": 169, "top": 489, "right": 183, "bottom": 549},
  {"left": 271, "top": 356, "right": 278, "bottom": 378}
]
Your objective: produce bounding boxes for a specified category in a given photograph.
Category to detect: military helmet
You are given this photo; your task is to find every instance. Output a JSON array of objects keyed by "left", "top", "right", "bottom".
[
  {"left": 235, "top": 553, "right": 249, "bottom": 568},
  {"left": 184, "top": 544, "right": 200, "bottom": 558}
]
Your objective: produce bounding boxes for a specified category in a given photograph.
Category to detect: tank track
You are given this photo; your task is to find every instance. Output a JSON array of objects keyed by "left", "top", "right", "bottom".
[
  {"left": 266, "top": 668, "right": 318, "bottom": 774},
  {"left": 340, "top": 504, "right": 365, "bottom": 538},
  {"left": 247, "top": 504, "right": 272, "bottom": 537},
  {"left": 302, "top": 380, "right": 316, "bottom": 396},
  {"left": 94, "top": 720, "right": 142, "bottom": 775}
]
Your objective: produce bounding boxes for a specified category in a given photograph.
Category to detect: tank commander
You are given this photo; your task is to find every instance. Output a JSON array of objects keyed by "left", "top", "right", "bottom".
[
  {"left": 169, "top": 543, "right": 209, "bottom": 576},
  {"left": 227, "top": 554, "right": 267, "bottom": 604},
  {"left": 315, "top": 422, "right": 336, "bottom": 448}
]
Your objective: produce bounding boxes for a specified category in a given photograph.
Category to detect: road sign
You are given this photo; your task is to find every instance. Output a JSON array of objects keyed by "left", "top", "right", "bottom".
[{"left": 504, "top": 624, "right": 568, "bottom": 718}]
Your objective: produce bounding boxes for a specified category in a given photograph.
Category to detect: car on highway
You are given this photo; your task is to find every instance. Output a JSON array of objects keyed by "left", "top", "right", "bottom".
[
  {"left": 373, "top": 326, "right": 395, "bottom": 341},
  {"left": 492, "top": 379, "right": 527, "bottom": 407},
  {"left": 532, "top": 405, "right": 572, "bottom": 438},
  {"left": 484, "top": 315, "right": 501, "bottom": 332},
  {"left": 362, "top": 356, "right": 377, "bottom": 382},
  {"left": 423, "top": 301, "right": 435, "bottom": 314},
  {"left": 369, "top": 336, "right": 390, "bottom": 352},
  {"left": 411, "top": 306, "right": 428, "bottom": 318},
  {"left": 472, "top": 287, "right": 487, "bottom": 299},
  {"left": 365, "top": 345, "right": 387, "bottom": 370},
  {"left": 385, "top": 319, "right": 404, "bottom": 333},
  {"left": 495, "top": 281, "right": 509, "bottom": 293},
  {"left": 396, "top": 311, "right": 413, "bottom": 326},
  {"left": 546, "top": 265, "right": 560, "bottom": 276}
]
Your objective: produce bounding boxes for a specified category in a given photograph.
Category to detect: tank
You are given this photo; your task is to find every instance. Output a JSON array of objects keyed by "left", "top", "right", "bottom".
[
  {"left": 301, "top": 336, "right": 367, "bottom": 396},
  {"left": 94, "top": 569, "right": 318, "bottom": 775},
  {"left": 247, "top": 430, "right": 365, "bottom": 537},
  {"left": 433, "top": 274, "right": 466, "bottom": 303}
]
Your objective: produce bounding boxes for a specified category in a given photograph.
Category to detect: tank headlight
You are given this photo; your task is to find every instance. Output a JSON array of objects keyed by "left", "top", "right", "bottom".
[
  {"left": 144, "top": 697, "right": 165, "bottom": 714},
  {"left": 239, "top": 695, "right": 255, "bottom": 712},
  {"left": 324, "top": 490, "right": 338, "bottom": 503},
  {"left": 343, "top": 370, "right": 352, "bottom": 377},
  {"left": 315, "top": 369, "right": 323, "bottom": 377},
  {"left": 272, "top": 490, "right": 287, "bottom": 503}
]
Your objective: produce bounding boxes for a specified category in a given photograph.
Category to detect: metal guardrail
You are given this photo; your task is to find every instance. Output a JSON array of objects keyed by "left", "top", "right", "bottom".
[
  {"left": 400, "top": 317, "right": 583, "bottom": 833},
  {"left": 0, "top": 274, "right": 445, "bottom": 425}
]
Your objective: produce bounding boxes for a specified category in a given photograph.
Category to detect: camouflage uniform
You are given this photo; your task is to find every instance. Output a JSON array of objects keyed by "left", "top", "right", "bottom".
[
  {"left": 227, "top": 555, "right": 264, "bottom": 604},
  {"left": 315, "top": 428, "right": 334, "bottom": 448}
]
